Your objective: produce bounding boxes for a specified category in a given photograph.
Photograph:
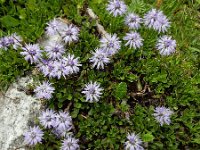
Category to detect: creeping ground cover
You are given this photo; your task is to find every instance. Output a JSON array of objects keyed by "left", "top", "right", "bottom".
[{"left": 0, "top": 0, "right": 200, "bottom": 149}]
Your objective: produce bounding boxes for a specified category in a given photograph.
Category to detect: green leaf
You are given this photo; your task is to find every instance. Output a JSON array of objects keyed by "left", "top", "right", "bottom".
[
  {"left": 71, "top": 109, "right": 79, "bottom": 118},
  {"left": 188, "top": 47, "right": 200, "bottom": 53},
  {"left": 0, "top": 16, "right": 20, "bottom": 27},
  {"left": 114, "top": 82, "right": 127, "bottom": 100},
  {"left": 74, "top": 102, "right": 82, "bottom": 108},
  {"left": 142, "top": 133, "right": 154, "bottom": 142},
  {"left": 192, "top": 138, "right": 200, "bottom": 144},
  {"left": 127, "top": 74, "right": 138, "bottom": 82},
  {"left": 196, "top": 0, "right": 200, "bottom": 4},
  {"left": 58, "top": 102, "right": 63, "bottom": 108},
  {"left": 67, "top": 94, "right": 73, "bottom": 100}
]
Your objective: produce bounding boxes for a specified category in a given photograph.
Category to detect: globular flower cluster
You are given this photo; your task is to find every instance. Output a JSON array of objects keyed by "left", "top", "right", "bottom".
[
  {"left": 100, "top": 33, "right": 121, "bottom": 56},
  {"left": 153, "top": 106, "right": 173, "bottom": 126},
  {"left": 24, "top": 126, "right": 44, "bottom": 146},
  {"left": 156, "top": 35, "right": 176, "bottom": 56},
  {"left": 39, "top": 109, "right": 56, "bottom": 128},
  {"left": 90, "top": 48, "right": 110, "bottom": 69},
  {"left": 21, "top": 44, "right": 42, "bottom": 64},
  {"left": 53, "top": 111, "right": 73, "bottom": 135},
  {"left": 82, "top": 81, "right": 103, "bottom": 103},
  {"left": 44, "top": 42, "right": 65, "bottom": 60},
  {"left": 125, "top": 132, "right": 144, "bottom": 150},
  {"left": 61, "top": 24, "right": 80, "bottom": 44},
  {"left": 45, "top": 18, "right": 66, "bottom": 36},
  {"left": 34, "top": 81, "right": 55, "bottom": 100},
  {"left": 0, "top": 33, "right": 22, "bottom": 50},
  {"left": 125, "top": 13, "right": 142, "bottom": 30},
  {"left": 106, "top": 0, "right": 127, "bottom": 17},
  {"left": 123, "top": 32, "right": 143, "bottom": 49},
  {"left": 61, "top": 135, "right": 80, "bottom": 150}
]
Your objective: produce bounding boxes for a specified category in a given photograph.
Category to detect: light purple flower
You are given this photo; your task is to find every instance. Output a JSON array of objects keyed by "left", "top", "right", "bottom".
[
  {"left": 10, "top": 33, "right": 23, "bottom": 50},
  {"left": 53, "top": 111, "right": 73, "bottom": 132},
  {"left": 53, "top": 60, "right": 70, "bottom": 79},
  {"left": 20, "top": 44, "right": 42, "bottom": 64},
  {"left": 90, "top": 48, "right": 110, "bottom": 69},
  {"left": 37, "top": 59, "right": 53, "bottom": 77},
  {"left": 0, "top": 33, "right": 22, "bottom": 50},
  {"left": 61, "top": 24, "right": 79, "bottom": 44},
  {"left": 125, "top": 13, "right": 142, "bottom": 30},
  {"left": 125, "top": 133, "right": 144, "bottom": 150},
  {"left": 107, "top": 0, "right": 127, "bottom": 17},
  {"left": 45, "top": 42, "right": 65, "bottom": 60},
  {"left": 45, "top": 18, "right": 65, "bottom": 36},
  {"left": 40, "top": 56, "right": 81, "bottom": 79},
  {"left": 34, "top": 81, "right": 55, "bottom": 100},
  {"left": 123, "top": 32, "right": 143, "bottom": 49},
  {"left": 156, "top": 35, "right": 176, "bottom": 55},
  {"left": 61, "top": 135, "right": 79, "bottom": 150},
  {"left": 144, "top": 9, "right": 170, "bottom": 33},
  {"left": 0, "top": 37, "right": 10, "bottom": 50},
  {"left": 37, "top": 59, "right": 64, "bottom": 78},
  {"left": 62, "top": 54, "right": 82, "bottom": 75},
  {"left": 39, "top": 109, "right": 56, "bottom": 128},
  {"left": 52, "top": 128, "right": 69, "bottom": 138},
  {"left": 153, "top": 106, "right": 173, "bottom": 126},
  {"left": 82, "top": 81, "right": 103, "bottom": 103},
  {"left": 24, "top": 126, "right": 44, "bottom": 146},
  {"left": 100, "top": 33, "right": 121, "bottom": 56}
]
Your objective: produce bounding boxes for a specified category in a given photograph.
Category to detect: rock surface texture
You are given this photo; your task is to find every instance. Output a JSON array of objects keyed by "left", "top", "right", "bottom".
[{"left": 0, "top": 77, "right": 42, "bottom": 150}]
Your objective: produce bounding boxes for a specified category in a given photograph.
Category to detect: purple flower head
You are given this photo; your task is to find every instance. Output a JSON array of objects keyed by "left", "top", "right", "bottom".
[
  {"left": 24, "top": 126, "right": 44, "bottom": 146},
  {"left": 45, "top": 18, "right": 65, "bottom": 36},
  {"left": 52, "top": 61, "right": 65, "bottom": 78},
  {"left": 0, "top": 33, "right": 22, "bottom": 50},
  {"left": 39, "top": 109, "right": 56, "bottom": 129},
  {"left": 107, "top": 0, "right": 127, "bottom": 17},
  {"left": 45, "top": 42, "right": 65, "bottom": 60},
  {"left": 34, "top": 81, "right": 55, "bottom": 100},
  {"left": 62, "top": 54, "right": 82, "bottom": 75},
  {"left": 100, "top": 33, "right": 121, "bottom": 56},
  {"left": 123, "top": 32, "right": 143, "bottom": 49},
  {"left": 144, "top": 9, "right": 170, "bottom": 33},
  {"left": 37, "top": 59, "right": 61, "bottom": 78},
  {"left": 52, "top": 128, "right": 70, "bottom": 138},
  {"left": 125, "top": 133, "right": 144, "bottom": 150},
  {"left": 125, "top": 13, "right": 142, "bottom": 30},
  {"left": 156, "top": 35, "right": 176, "bottom": 56},
  {"left": 61, "top": 24, "right": 79, "bottom": 44},
  {"left": 10, "top": 33, "right": 23, "bottom": 50},
  {"left": 82, "top": 81, "right": 103, "bottom": 103},
  {"left": 90, "top": 48, "right": 110, "bottom": 69},
  {"left": 153, "top": 106, "right": 173, "bottom": 126},
  {"left": 53, "top": 111, "right": 73, "bottom": 132},
  {"left": 37, "top": 59, "right": 52, "bottom": 76},
  {"left": 0, "top": 37, "right": 10, "bottom": 50},
  {"left": 61, "top": 135, "right": 79, "bottom": 150},
  {"left": 20, "top": 44, "right": 42, "bottom": 64}
]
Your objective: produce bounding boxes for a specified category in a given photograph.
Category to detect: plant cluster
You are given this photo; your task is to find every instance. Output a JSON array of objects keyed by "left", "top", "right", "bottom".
[{"left": 0, "top": 0, "right": 200, "bottom": 149}]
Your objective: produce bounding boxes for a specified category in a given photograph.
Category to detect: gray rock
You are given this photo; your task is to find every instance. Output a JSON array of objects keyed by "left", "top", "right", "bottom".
[{"left": 0, "top": 76, "right": 42, "bottom": 150}]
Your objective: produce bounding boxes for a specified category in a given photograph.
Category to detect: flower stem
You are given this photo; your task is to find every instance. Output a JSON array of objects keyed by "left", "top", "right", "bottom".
[{"left": 156, "top": 0, "right": 163, "bottom": 9}]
